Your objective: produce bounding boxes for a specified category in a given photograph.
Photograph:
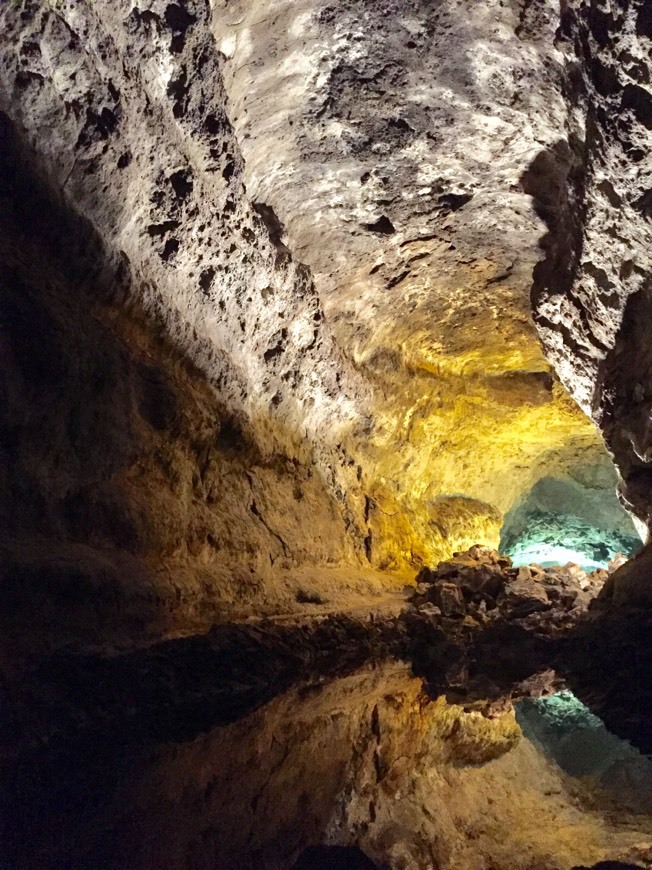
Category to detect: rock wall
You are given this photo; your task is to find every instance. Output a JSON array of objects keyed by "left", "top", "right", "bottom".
[
  {"left": 212, "top": 0, "right": 612, "bottom": 565},
  {"left": 0, "top": 0, "right": 385, "bottom": 652},
  {"left": 500, "top": 463, "right": 641, "bottom": 569},
  {"left": 1, "top": 0, "right": 643, "bottom": 653},
  {"left": 0, "top": 115, "right": 390, "bottom": 654},
  {"left": 0, "top": 0, "right": 617, "bottom": 619},
  {"left": 526, "top": 0, "right": 652, "bottom": 528}
]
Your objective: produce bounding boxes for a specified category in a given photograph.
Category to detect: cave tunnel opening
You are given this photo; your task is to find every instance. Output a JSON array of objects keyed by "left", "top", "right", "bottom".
[{"left": 499, "top": 467, "right": 642, "bottom": 572}]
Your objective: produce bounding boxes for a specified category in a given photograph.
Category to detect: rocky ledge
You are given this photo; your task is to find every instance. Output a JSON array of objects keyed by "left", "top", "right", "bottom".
[
  {"left": 4, "top": 545, "right": 650, "bottom": 763},
  {"left": 406, "top": 546, "right": 605, "bottom": 708},
  {"left": 406, "top": 546, "right": 652, "bottom": 753}
]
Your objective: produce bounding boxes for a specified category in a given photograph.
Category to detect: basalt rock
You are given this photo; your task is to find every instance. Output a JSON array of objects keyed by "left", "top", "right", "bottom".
[
  {"left": 408, "top": 547, "right": 598, "bottom": 708},
  {"left": 406, "top": 546, "right": 652, "bottom": 755},
  {"left": 0, "top": 0, "right": 627, "bottom": 625},
  {"left": 1, "top": 2, "right": 652, "bottom": 866},
  {"left": 525, "top": 0, "right": 652, "bottom": 531}
]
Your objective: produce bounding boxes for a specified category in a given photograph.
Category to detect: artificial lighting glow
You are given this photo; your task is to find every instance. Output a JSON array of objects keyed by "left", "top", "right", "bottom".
[{"left": 508, "top": 543, "right": 608, "bottom": 572}]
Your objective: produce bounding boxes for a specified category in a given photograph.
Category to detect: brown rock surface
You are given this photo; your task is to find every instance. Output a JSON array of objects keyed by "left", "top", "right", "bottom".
[
  {"left": 1, "top": 2, "right": 652, "bottom": 868},
  {"left": 3, "top": 664, "right": 652, "bottom": 870},
  {"left": 0, "top": 0, "right": 619, "bottom": 623}
]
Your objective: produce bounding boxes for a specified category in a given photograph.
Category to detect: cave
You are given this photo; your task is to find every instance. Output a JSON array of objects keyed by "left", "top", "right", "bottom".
[
  {"left": 500, "top": 467, "right": 642, "bottom": 570},
  {"left": 1, "top": 1, "right": 652, "bottom": 868}
]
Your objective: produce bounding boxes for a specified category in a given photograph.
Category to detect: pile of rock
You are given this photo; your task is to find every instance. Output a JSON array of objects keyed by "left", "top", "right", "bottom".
[
  {"left": 411, "top": 545, "right": 607, "bottom": 625},
  {"left": 404, "top": 547, "right": 618, "bottom": 709}
]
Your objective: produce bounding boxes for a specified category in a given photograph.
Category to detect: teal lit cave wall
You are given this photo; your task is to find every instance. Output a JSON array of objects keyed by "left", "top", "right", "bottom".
[
  {"left": 500, "top": 465, "right": 642, "bottom": 570},
  {"left": 516, "top": 691, "right": 652, "bottom": 811}
]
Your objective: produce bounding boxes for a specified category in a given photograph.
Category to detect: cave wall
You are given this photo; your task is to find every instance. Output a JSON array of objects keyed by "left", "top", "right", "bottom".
[
  {"left": 526, "top": 0, "right": 652, "bottom": 529},
  {"left": 2, "top": 4, "right": 652, "bottom": 867},
  {"left": 1, "top": 115, "right": 392, "bottom": 654},
  {"left": 0, "top": 0, "right": 618, "bottom": 601},
  {"left": 500, "top": 462, "right": 642, "bottom": 568},
  {"left": 1, "top": 0, "right": 643, "bottom": 652},
  {"left": 212, "top": 0, "right": 614, "bottom": 565}
]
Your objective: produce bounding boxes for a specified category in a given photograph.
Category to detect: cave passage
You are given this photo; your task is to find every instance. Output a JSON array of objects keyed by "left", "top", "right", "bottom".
[
  {"left": 2, "top": 0, "right": 652, "bottom": 868},
  {"left": 500, "top": 472, "right": 642, "bottom": 571}
]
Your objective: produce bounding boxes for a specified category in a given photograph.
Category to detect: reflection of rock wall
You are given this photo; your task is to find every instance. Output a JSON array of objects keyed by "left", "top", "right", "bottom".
[
  {"left": 517, "top": 691, "right": 636, "bottom": 778},
  {"left": 518, "top": 691, "right": 652, "bottom": 813},
  {"left": 4, "top": 665, "right": 647, "bottom": 869}
]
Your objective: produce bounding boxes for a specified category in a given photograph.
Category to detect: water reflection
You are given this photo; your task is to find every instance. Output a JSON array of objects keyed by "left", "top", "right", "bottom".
[{"left": 4, "top": 662, "right": 652, "bottom": 869}]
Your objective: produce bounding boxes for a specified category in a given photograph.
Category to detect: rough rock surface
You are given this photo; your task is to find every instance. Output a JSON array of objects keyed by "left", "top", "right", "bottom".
[
  {"left": 212, "top": 0, "right": 615, "bottom": 562},
  {"left": 3, "top": 544, "right": 652, "bottom": 866},
  {"left": 4, "top": 663, "right": 652, "bottom": 869},
  {"left": 405, "top": 546, "right": 652, "bottom": 755},
  {"left": 524, "top": 0, "right": 652, "bottom": 528},
  {"left": 500, "top": 466, "right": 642, "bottom": 568},
  {"left": 3, "top": 545, "right": 649, "bottom": 753},
  {"left": 0, "top": 119, "right": 411, "bottom": 655},
  {"left": 1, "top": 2, "right": 652, "bottom": 868},
  {"left": 0, "top": 0, "right": 623, "bottom": 637},
  {"left": 407, "top": 545, "right": 606, "bottom": 704},
  {"left": 517, "top": 690, "right": 652, "bottom": 813}
]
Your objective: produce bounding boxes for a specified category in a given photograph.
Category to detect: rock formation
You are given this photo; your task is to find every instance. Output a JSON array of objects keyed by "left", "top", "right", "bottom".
[
  {"left": 1, "top": 0, "right": 651, "bottom": 867},
  {"left": 525, "top": 0, "right": 652, "bottom": 529},
  {"left": 406, "top": 545, "right": 652, "bottom": 754},
  {"left": 0, "top": 0, "right": 624, "bottom": 649}
]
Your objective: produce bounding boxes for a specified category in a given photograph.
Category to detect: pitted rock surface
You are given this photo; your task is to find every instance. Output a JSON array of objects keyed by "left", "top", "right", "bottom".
[
  {"left": 0, "top": 0, "right": 624, "bottom": 624},
  {"left": 525, "top": 0, "right": 652, "bottom": 528},
  {"left": 2, "top": 3, "right": 652, "bottom": 868}
]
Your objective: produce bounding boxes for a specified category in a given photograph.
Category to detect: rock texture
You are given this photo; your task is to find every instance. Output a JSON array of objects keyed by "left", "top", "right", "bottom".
[
  {"left": 525, "top": 0, "right": 652, "bottom": 528},
  {"left": 2, "top": 2, "right": 652, "bottom": 868},
  {"left": 406, "top": 546, "right": 652, "bottom": 755},
  {"left": 407, "top": 546, "right": 606, "bottom": 705},
  {"left": 4, "top": 664, "right": 652, "bottom": 869},
  {"left": 0, "top": 0, "right": 625, "bottom": 646},
  {"left": 1, "top": 117, "right": 407, "bottom": 654},
  {"left": 517, "top": 690, "right": 652, "bottom": 812},
  {"left": 212, "top": 0, "right": 614, "bottom": 564},
  {"left": 500, "top": 465, "right": 641, "bottom": 569}
]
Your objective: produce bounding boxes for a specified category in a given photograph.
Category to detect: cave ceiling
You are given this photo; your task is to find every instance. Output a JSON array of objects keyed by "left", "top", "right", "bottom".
[
  {"left": 214, "top": 0, "right": 612, "bottom": 539},
  {"left": 0, "top": 0, "right": 621, "bottom": 591}
]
